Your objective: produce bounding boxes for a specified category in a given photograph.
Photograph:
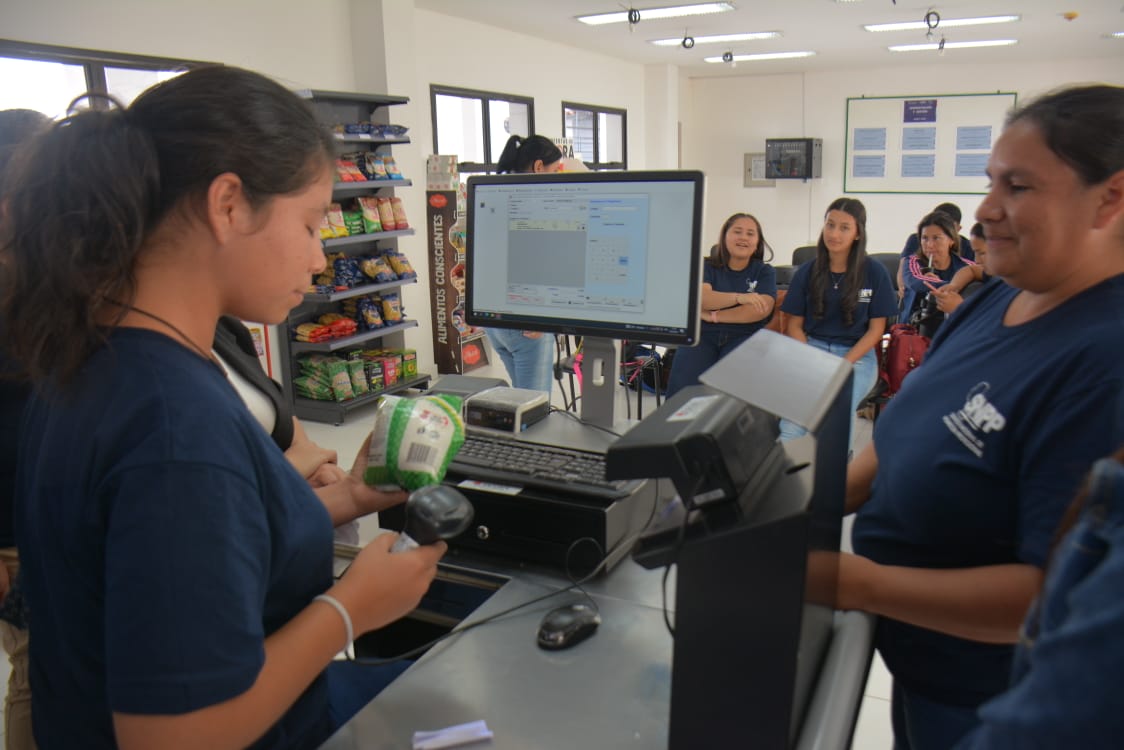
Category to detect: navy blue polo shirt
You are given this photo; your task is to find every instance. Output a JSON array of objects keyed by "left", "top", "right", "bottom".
[
  {"left": 703, "top": 258, "right": 777, "bottom": 334},
  {"left": 17, "top": 329, "right": 335, "bottom": 748},
  {"left": 853, "top": 274, "right": 1124, "bottom": 707},
  {"left": 781, "top": 256, "right": 897, "bottom": 344}
]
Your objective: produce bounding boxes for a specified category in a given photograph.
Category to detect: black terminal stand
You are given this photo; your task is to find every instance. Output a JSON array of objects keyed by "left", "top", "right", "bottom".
[{"left": 609, "top": 330, "right": 853, "bottom": 749}]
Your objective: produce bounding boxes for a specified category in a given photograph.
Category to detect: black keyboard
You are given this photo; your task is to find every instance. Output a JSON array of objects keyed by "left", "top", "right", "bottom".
[{"left": 447, "top": 433, "right": 642, "bottom": 502}]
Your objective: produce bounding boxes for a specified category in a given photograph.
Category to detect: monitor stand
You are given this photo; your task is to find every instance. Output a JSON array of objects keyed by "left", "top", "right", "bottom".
[{"left": 578, "top": 337, "right": 618, "bottom": 431}]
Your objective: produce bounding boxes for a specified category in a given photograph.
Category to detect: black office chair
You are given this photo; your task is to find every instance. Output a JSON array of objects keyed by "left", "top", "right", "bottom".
[
  {"left": 773, "top": 264, "right": 795, "bottom": 288},
  {"left": 792, "top": 245, "right": 817, "bottom": 266},
  {"left": 868, "top": 252, "right": 901, "bottom": 292}
]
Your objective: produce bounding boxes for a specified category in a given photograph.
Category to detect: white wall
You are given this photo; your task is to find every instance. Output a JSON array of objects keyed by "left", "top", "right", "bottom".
[
  {"left": 0, "top": 0, "right": 358, "bottom": 91},
  {"left": 684, "top": 58, "right": 1124, "bottom": 265}
]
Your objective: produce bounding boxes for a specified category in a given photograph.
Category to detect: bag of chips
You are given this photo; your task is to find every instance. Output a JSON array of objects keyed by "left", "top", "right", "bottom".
[
  {"left": 385, "top": 252, "right": 416, "bottom": 279},
  {"left": 357, "top": 196, "right": 383, "bottom": 234},
  {"left": 363, "top": 394, "right": 465, "bottom": 490}
]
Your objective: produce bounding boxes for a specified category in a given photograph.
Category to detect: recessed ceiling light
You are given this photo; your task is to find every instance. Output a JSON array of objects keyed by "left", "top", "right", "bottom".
[
  {"left": 704, "top": 51, "right": 816, "bottom": 62},
  {"left": 865, "top": 15, "right": 1019, "bottom": 32},
  {"left": 1110, "top": 31, "right": 1124, "bottom": 38},
  {"left": 889, "top": 39, "right": 1018, "bottom": 52},
  {"left": 651, "top": 31, "right": 779, "bottom": 46},
  {"left": 577, "top": 2, "right": 735, "bottom": 26}
]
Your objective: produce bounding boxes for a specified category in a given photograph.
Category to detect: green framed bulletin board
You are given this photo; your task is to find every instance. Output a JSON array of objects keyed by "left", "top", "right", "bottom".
[{"left": 844, "top": 92, "right": 1016, "bottom": 195}]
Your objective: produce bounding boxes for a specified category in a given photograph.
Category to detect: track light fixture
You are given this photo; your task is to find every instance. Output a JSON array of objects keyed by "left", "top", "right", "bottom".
[{"left": 682, "top": 34, "right": 696, "bottom": 48}]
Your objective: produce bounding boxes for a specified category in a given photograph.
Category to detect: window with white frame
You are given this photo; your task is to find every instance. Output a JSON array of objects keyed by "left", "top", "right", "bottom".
[
  {"left": 562, "top": 102, "right": 627, "bottom": 170},
  {"left": 430, "top": 84, "right": 535, "bottom": 174}
]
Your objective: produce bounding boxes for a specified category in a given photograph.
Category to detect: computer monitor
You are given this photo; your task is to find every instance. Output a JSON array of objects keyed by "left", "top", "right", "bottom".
[{"left": 465, "top": 170, "right": 705, "bottom": 428}]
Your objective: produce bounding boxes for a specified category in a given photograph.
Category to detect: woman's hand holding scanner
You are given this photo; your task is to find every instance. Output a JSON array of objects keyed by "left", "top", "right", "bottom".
[
  {"left": 390, "top": 485, "right": 475, "bottom": 552},
  {"left": 332, "top": 533, "right": 447, "bottom": 637}
]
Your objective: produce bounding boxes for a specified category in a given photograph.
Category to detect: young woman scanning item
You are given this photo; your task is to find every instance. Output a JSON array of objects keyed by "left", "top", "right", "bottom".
[{"left": 1, "top": 67, "right": 445, "bottom": 750}]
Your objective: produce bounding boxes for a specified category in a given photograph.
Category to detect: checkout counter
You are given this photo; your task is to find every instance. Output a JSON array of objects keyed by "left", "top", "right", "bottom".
[
  {"left": 322, "top": 551, "right": 874, "bottom": 750},
  {"left": 323, "top": 332, "right": 877, "bottom": 749}
]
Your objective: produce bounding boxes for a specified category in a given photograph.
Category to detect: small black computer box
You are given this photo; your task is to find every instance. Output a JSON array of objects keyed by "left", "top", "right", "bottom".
[{"left": 464, "top": 386, "right": 550, "bottom": 433}]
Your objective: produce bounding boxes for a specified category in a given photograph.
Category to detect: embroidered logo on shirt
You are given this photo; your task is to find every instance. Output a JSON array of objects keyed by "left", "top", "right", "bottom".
[
  {"left": 747, "top": 280, "right": 758, "bottom": 292},
  {"left": 859, "top": 288, "right": 873, "bottom": 303},
  {"left": 942, "top": 382, "right": 1007, "bottom": 457}
]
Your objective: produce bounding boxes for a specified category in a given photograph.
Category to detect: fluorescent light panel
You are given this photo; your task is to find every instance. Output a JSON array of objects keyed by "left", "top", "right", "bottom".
[
  {"left": 1111, "top": 31, "right": 1124, "bottom": 38},
  {"left": 704, "top": 51, "right": 816, "bottom": 62},
  {"left": 889, "top": 39, "right": 1018, "bottom": 52},
  {"left": 651, "top": 31, "right": 779, "bottom": 46},
  {"left": 577, "top": 2, "right": 735, "bottom": 26},
  {"left": 865, "top": 15, "right": 1019, "bottom": 33}
]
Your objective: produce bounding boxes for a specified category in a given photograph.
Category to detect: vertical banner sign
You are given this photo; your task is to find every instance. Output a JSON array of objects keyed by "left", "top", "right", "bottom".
[
  {"left": 426, "top": 155, "right": 489, "bottom": 374},
  {"left": 426, "top": 188, "right": 459, "bottom": 373}
]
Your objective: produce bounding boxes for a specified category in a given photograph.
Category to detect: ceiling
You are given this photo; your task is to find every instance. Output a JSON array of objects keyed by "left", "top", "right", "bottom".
[{"left": 415, "top": 0, "right": 1124, "bottom": 77}]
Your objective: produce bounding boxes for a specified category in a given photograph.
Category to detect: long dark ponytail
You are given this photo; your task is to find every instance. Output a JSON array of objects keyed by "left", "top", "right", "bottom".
[
  {"left": 0, "top": 66, "right": 334, "bottom": 384},
  {"left": 810, "top": 197, "right": 868, "bottom": 324},
  {"left": 495, "top": 134, "right": 562, "bottom": 174}
]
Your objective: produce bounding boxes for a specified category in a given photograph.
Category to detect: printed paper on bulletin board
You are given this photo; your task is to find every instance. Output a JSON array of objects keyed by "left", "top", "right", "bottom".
[{"left": 844, "top": 92, "right": 1016, "bottom": 195}]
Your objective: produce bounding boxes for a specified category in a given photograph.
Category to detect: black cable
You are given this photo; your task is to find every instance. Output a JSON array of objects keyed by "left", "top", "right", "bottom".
[
  {"left": 349, "top": 478, "right": 666, "bottom": 666},
  {"left": 546, "top": 405, "right": 623, "bottom": 438}
]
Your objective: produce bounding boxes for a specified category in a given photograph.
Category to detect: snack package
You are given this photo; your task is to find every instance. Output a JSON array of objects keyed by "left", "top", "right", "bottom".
[
  {"left": 356, "top": 196, "right": 383, "bottom": 233},
  {"left": 318, "top": 214, "right": 335, "bottom": 241},
  {"left": 347, "top": 355, "right": 370, "bottom": 396},
  {"left": 380, "top": 291, "right": 403, "bottom": 323},
  {"left": 332, "top": 256, "right": 364, "bottom": 288},
  {"left": 293, "top": 375, "right": 333, "bottom": 401},
  {"left": 356, "top": 295, "right": 384, "bottom": 329},
  {"left": 327, "top": 358, "right": 355, "bottom": 401},
  {"left": 363, "top": 394, "right": 466, "bottom": 490},
  {"left": 363, "top": 356, "right": 385, "bottom": 393},
  {"left": 376, "top": 197, "right": 397, "bottom": 231},
  {"left": 390, "top": 196, "right": 409, "bottom": 229},
  {"left": 335, "top": 159, "right": 366, "bottom": 182},
  {"left": 365, "top": 153, "right": 388, "bottom": 179},
  {"left": 385, "top": 252, "right": 416, "bottom": 279},
  {"left": 342, "top": 208, "right": 364, "bottom": 236},
  {"left": 382, "top": 154, "right": 404, "bottom": 179},
  {"left": 326, "top": 203, "right": 349, "bottom": 238},
  {"left": 359, "top": 254, "right": 395, "bottom": 283}
]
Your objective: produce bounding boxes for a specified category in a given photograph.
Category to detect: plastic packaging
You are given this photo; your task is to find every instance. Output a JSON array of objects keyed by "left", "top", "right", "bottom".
[{"left": 364, "top": 394, "right": 466, "bottom": 490}]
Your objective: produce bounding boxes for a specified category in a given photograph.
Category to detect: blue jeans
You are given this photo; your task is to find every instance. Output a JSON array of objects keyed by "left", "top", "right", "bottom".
[
  {"left": 665, "top": 326, "right": 753, "bottom": 398},
  {"left": 777, "top": 337, "right": 877, "bottom": 450},
  {"left": 485, "top": 328, "right": 555, "bottom": 393},
  {"left": 954, "top": 456, "right": 1124, "bottom": 749},
  {"left": 892, "top": 681, "right": 980, "bottom": 750},
  {"left": 326, "top": 658, "right": 411, "bottom": 732}
]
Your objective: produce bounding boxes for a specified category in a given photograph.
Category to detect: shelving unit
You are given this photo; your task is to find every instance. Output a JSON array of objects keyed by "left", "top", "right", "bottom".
[{"left": 277, "top": 89, "right": 430, "bottom": 425}]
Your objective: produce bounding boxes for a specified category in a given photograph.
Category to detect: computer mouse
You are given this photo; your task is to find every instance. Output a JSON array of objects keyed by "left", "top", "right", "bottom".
[{"left": 536, "top": 603, "right": 601, "bottom": 651}]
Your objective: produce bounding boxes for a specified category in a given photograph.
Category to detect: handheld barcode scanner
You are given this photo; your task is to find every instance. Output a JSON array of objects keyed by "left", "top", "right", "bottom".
[{"left": 389, "top": 485, "right": 474, "bottom": 552}]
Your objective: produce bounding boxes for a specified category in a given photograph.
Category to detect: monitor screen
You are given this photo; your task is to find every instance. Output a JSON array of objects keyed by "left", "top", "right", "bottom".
[{"left": 464, "top": 170, "right": 704, "bottom": 347}]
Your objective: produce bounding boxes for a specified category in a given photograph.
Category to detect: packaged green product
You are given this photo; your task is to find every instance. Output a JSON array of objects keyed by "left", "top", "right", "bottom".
[
  {"left": 363, "top": 394, "right": 466, "bottom": 490},
  {"left": 346, "top": 356, "right": 369, "bottom": 395},
  {"left": 327, "top": 359, "right": 355, "bottom": 401},
  {"left": 342, "top": 209, "right": 365, "bottom": 236},
  {"left": 293, "top": 375, "right": 333, "bottom": 401}
]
